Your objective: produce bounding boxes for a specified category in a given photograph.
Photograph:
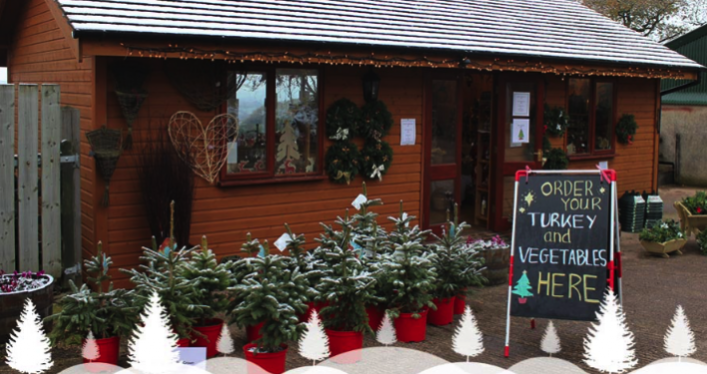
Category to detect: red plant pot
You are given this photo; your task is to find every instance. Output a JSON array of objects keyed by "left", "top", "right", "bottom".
[
  {"left": 192, "top": 318, "right": 223, "bottom": 358},
  {"left": 366, "top": 305, "right": 384, "bottom": 331},
  {"left": 518, "top": 298, "right": 527, "bottom": 305},
  {"left": 428, "top": 297, "right": 455, "bottom": 326},
  {"left": 326, "top": 329, "right": 363, "bottom": 364},
  {"left": 394, "top": 309, "right": 428, "bottom": 343},
  {"left": 314, "top": 301, "right": 330, "bottom": 313},
  {"left": 82, "top": 336, "right": 120, "bottom": 366},
  {"left": 299, "top": 302, "right": 316, "bottom": 323},
  {"left": 177, "top": 337, "right": 191, "bottom": 347},
  {"left": 454, "top": 291, "right": 467, "bottom": 315},
  {"left": 246, "top": 322, "right": 264, "bottom": 343},
  {"left": 243, "top": 343, "right": 288, "bottom": 374}
]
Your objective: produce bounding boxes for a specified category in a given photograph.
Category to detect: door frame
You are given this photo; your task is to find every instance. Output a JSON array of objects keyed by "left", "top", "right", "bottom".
[
  {"left": 422, "top": 71, "right": 464, "bottom": 234},
  {"left": 491, "top": 73, "right": 545, "bottom": 232}
]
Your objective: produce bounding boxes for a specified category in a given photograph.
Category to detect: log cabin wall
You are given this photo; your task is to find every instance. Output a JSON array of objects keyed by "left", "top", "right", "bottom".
[
  {"left": 6, "top": 0, "right": 97, "bottom": 263},
  {"left": 102, "top": 59, "right": 424, "bottom": 288}
]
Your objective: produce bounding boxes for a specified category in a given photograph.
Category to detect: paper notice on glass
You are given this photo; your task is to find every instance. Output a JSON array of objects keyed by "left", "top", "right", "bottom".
[
  {"left": 512, "top": 92, "right": 531, "bottom": 117},
  {"left": 511, "top": 118, "right": 530, "bottom": 144},
  {"left": 400, "top": 119, "right": 416, "bottom": 146}
]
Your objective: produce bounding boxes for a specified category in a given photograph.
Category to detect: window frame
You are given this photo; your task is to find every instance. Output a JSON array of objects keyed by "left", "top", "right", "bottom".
[
  {"left": 219, "top": 65, "right": 326, "bottom": 187},
  {"left": 565, "top": 77, "right": 618, "bottom": 160}
]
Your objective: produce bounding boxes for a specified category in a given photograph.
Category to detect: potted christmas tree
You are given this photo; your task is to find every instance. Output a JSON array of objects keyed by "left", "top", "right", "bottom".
[
  {"left": 229, "top": 235, "right": 270, "bottom": 343},
  {"left": 280, "top": 224, "right": 322, "bottom": 324},
  {"left": 179, "top": 236, "right": 234, "bottom": 357},
  {"left": 230, "top": 252, "right": 310, "bottom": 374},
  {"left": 379, "top": 203, "right": 437, "bottom": 342},
  {"left": 122, "top": 237, "right": 206, "bottom": 347},
  {"left": 48, "top": 242, "right": 138, "bottom": 365},
  {"left": 314, "top": 212, "right": 382, "bottom": 363},
  {"left": 428, "top": 206, "right": 485, "bottom": 326}
]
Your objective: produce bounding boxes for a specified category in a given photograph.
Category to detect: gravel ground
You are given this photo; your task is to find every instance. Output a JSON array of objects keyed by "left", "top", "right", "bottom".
[{"left": 1, "top": 186, "right": 705, "bottom": 373}]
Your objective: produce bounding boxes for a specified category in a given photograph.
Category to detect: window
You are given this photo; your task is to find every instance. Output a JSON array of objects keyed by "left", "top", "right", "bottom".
[
  {"left": 223, "top": 68, "right": 322, "bottom": 184},
  {"left": 566, "top": 78, "right": 615, "bottom": 157}
]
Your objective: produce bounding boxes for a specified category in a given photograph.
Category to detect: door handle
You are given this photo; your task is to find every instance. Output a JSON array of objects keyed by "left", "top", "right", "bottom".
[{"left": 533, "top": 149, "right": 544, "bottom": 163}]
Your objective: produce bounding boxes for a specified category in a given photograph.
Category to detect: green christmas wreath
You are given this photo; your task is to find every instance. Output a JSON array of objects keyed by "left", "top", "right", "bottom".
[
  {"left": 543, "top": 148, "right": 569, "bottom": 170},
  {"left": 543, "top": 105, "right": 570, "bottom": 137},
  {"left": 360, "top": 140, "right": 393, "bottom": 182},
  {"left": 326, "top": 98, "right": 362, "bottom": 141},
  {"left": 360, "top": 100, "right": 394, "bottom": 141},
  {"left": 325, "top": 140, "right": 361, "bottom": 185},
  {"left": 616, "top": 114, "right": 638, "bottom": 145}
]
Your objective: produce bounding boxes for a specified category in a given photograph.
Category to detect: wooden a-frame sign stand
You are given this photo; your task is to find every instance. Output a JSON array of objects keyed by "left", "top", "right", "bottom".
[{"left": 503, "top": 167, "right": 623, "bottom": 358}]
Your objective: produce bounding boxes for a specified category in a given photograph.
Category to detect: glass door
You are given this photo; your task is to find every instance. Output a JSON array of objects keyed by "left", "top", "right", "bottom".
[
  {"left": 424, "top": 76, "right": 462, "bottom": 234},
  {"left": 492, "top": 74, "right": 545, "bottom": 231}
]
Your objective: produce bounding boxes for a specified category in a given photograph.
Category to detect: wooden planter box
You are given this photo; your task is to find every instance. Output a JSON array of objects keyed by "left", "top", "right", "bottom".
[
  {"left": 481, "top": 246, "right": 511, "bottom": 286},
  {"left": 0, "top": 275, "right": 54, "bottom": 343},
  {"left": 674, "top": 201, "right": 707, "bottom": 236},
  {"left": 640, "top": 239, "right": 687, "bottom": 258}
]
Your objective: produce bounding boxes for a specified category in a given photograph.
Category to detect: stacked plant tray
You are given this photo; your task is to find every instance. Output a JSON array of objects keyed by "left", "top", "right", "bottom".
[
  {"left": 619, "top": 191, "right": 646, "bottom": 233},
  {"left": 643, "top": 191, "right": 663, "bottom": 229}
]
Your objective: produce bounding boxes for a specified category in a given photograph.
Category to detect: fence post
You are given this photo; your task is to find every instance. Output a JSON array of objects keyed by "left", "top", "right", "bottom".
[
  {"left": 60, "top": 106, "right": 81, "bottom": 286},
  {"left": 41, "top": 85, "right": 62, "bottom": 277},
  {"left": 18, "top": 84, "right": 39, "bottom": 272},
  {"left": 0, "top": 85, "right": 14, "bottom": 271}
]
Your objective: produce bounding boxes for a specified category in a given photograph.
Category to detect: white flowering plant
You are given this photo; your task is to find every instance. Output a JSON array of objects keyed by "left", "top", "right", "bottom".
[{"left": 639, "top": 219, "right": 684, "bottom": 243}]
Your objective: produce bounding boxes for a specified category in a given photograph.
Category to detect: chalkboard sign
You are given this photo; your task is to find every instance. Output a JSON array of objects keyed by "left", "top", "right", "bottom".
[{"left": 509, "top": 172, "right": 614, "bottom": 321}]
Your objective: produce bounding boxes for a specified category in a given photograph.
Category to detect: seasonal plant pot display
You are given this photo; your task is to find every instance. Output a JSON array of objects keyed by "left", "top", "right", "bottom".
[
  {"left": 469, "top": 235, "right": 510, "bottom": 286},
  {"left": 638, "top": 219, "right": 687, "bottom": 258},
  {"left": 675, "top": 191, "right": 707, "bottom": 235},
  {"left": 1, "top": 271, "right": 54, "bottom": 343},
  {"left": 616, "top": 113, "right": 638, "bottom": 145},
  {"left": 48, "top": 242, "right": 138, "bottom": 366},
  {"left": 428, "top": 207, "right": 485, "bottom": 326},
  {"left": 696, "top": 229, "right": 707, "bottom": 256}
]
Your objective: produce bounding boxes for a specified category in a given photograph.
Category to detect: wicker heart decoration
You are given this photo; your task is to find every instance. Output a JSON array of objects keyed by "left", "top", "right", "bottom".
[{"left": 168, "top": 111, "right": 238, "bottom": 184}]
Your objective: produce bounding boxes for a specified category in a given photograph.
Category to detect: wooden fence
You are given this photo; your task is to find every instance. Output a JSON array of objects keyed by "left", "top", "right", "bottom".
[{"left": 0, "top": 84, "right": 81, "bottom": 281}]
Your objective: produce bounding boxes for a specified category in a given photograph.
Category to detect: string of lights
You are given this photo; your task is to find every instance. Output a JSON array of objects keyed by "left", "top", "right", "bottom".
[{"left": 120, "top": 43, "right": 691, "bottom": 80}]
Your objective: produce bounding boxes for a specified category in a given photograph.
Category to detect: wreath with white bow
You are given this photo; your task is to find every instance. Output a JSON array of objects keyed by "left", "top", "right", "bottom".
[
  {"left": 543, "top": 104, "right": 570, "bottom": 137},
  {"left": 360, "top": 140, "right": 393, "bottom": 182},
  {"left": 325, "top": 140, "right": 361, "bottom": 185},
  {"left": 326, "top": 98, "right": 362, "bottom": 141}
]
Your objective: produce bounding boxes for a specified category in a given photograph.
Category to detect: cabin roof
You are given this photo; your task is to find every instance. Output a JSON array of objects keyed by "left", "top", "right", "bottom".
[{"left": 56, "top": 0, "right": 703, "bottom": 70}]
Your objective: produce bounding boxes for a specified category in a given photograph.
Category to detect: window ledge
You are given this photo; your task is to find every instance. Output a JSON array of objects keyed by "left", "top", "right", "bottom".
[
  {"left": 219, "top": 174, "right": 327, "bottom": 188},
  {"left": 568, "top": 153, "right": 616, "bottom": 161}
]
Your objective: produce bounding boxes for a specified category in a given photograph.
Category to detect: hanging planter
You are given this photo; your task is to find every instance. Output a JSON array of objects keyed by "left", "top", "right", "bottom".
[
  {"left": 86, "top": 127, "right": 123, "bottom": 207},
  {"left": 394, "top": 309, "right": 428, "bottom": 343},
  {"left": 115, "top": 89, "right": 148, "bottom": 150},
  {"left": 616, "top": 114, "right": 638, "bottom": 145},
  {"left": 243, "top": 343, "right": 288, "bottom": 374},
  {"left": 427, "top": 297, "right": 455, "bottom": 326}
]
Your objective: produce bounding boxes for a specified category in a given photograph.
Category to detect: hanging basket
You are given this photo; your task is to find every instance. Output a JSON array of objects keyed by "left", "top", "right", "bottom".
[
  {"left": 115, "top": 89, "right": 148, "bottom": 150},
  {"left": 86, "top": 128, "right": 123, "bottom": 207}
]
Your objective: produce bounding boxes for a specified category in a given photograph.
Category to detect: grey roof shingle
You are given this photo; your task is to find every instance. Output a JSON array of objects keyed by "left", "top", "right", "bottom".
[{"left": 56, "top": 0, "right": 703, "bottom": 69}]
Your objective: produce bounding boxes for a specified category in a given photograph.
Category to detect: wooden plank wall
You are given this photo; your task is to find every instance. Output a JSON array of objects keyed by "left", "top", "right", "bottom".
[
  {"left": 17, "top": 84, "right": 39, "bottom": 271},
  {"left": 41, "top": 84, "right": 62, "bottom": 275},
  {"left": 103, "top": 61, "right": 424, "bottom": 288},
  {"left": 0, "top": 85, "right": 14, "bottom": 270},
  {"left": 7, "top": 0, "right": 96, "bottom": 264}
]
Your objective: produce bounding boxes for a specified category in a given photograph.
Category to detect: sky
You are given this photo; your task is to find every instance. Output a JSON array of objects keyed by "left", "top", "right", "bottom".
[{"left": 0, "top": 68, "right": 6, "bottom": 84}]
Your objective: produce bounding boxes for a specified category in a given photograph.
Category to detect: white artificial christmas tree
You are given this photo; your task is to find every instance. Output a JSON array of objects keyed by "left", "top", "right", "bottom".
[
  {"left": 452, "top": 306, "right": 484, "bottom": 362},
  {"left": 664, "top": 305, "right": 696, "bottom": 361},
  {"left": 583, "top": 288, "right": 637, "bottom": 374},
  {"left": 376, "top": 313, "right": 397, "bottom": 346},
  {"left": 299, "top": 310, "right": 330, "bottom": 366},
  {"left": 216, "top": 322, "right": 234, "bottom": 356},
  {"left": 82, "top": 331, "right": 100, "bottom": 361},
  {"left": 128, "top": 291, "right": 181, "bottom": 374},
  {"left": 541, "top": 321, "right": 561, "bottom": 356},
  {"left": 5, "top": 298, "right": 53, "bottom": 374}
]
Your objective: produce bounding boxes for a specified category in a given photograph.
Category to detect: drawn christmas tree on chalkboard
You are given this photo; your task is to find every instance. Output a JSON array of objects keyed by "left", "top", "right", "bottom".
[{"left": 512, "top": 271, "right": 533, "bottom": 304}]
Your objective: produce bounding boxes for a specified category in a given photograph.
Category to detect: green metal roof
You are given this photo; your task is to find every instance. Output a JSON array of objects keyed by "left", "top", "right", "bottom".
[{"left": 662, "top": 25, "right": 707, "bottom": 105}]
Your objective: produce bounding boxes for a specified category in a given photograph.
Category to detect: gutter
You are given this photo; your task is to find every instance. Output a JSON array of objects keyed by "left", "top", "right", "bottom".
[{"left": 661, "top": 70, "right": 703, "bottom": 96}]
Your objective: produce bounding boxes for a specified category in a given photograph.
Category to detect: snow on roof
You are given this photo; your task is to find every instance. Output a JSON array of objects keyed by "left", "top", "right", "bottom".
[{"left": 56, "top": 0, "right": 703, "bottom": 69}]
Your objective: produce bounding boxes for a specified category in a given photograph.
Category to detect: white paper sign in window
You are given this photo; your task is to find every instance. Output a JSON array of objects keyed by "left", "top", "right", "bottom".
[
  {"left": 512, "top": 92, "right": 531, "bottom": 117},
  {"left": 511, "top": 118, "right": 530, "bottom": 145}
]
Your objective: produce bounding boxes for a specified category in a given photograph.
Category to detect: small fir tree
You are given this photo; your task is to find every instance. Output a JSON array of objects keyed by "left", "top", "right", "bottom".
[
  {"left": 48, "top": 242, "right": 138, "bottom": 344},
  {"left": 541, "top": 321, "right": 561, "bottom": 356},
  {"left": 299, "top": 310, "right": 330, "bottom": 365},
  {"left": 82, "top": 331, "right": 100, "bottom": 361},
  {"left": 583, "top": 289, "right": 637, "bottom": 374},
  {"left": 452, "top": 306, "right": 484, "bottom": 362},
  {"left": 283, "top": 224, "right": 322, "bottom": 304},
  {"left": 376, "top": 313, "right": 397, "bottom": 346},
  {"left": 664, "top": 305, "right": 696, "bottom": 361},
  {"left": 5, "top": 299, "right": 53, "bottom": 374},
  {"left": 128, "top": 291, "right": 181, "bottom": 374},
  {"left": 216, "top": 323, "right": 234, "bottom": 356}
]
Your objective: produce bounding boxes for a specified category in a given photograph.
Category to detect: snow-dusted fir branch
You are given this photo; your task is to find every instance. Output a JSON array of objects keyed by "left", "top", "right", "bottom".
[
  {"left": 5, "top": 299, "right": 53, "bottom": 374},
  {"left": 452, "top": 306, "right": 484, "bottom": 362},
  {"left": 664, "top": 305, "right": 696, "bottom": 361},
  {"left": 82, "top": 331, "right": 100, "bottom": 361},
  {"left": 583, "top": 288, "right": 637, "bottom": 374},
  {"left": 128, "top": 291, "right": 181, "bottom": 374},
  {"left": 541, "top": 321, "right": 561, "bottom": 357},
  {"left": 216, "top": 323, "right": 234, "bottom": 356},
  {"left": 299, "top": 310, "right": 330, "bottom": 366},
  {"left": 376, "top": 312, "right": 396, "bottom": 346}
]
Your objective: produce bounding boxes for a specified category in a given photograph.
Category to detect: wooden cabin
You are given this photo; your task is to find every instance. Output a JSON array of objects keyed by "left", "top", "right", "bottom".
[{"left": 2, "top": 0, "right": 702, "bottom": 288}]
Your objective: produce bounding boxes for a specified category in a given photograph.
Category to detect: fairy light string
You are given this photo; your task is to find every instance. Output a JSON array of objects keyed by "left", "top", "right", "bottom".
[{"left": 119, "top": 43, "right": 692, "bottom": 80}]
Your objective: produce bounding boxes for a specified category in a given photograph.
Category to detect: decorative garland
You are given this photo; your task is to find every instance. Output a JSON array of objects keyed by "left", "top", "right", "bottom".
[
  {"left": 360, "top": 100, "right": 394, "bottom": 141},
  {"left": 325, "top": 140, "right": 361, "bottom": 185},
  {"left": 360, "top": 140, "right": 393, "bottom": 182},
  {"left": 616, "top": 114, "right": 638, "bottom": 145},
  {"left": 543, "top": 148, "right": 569, "bottom": 170},
  {"left": 326, "top": 98, "right": 362, "bottom": 140},
  {"left": 543, "top": 105, "right": 570, "bottom": 137}
]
